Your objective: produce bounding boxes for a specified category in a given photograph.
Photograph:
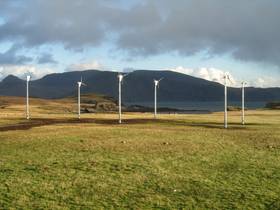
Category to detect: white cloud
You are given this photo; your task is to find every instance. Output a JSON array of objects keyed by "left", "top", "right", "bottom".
[
  {"left": 250, "top": 77, "right": 280, "bottom": 88},
  {"left": 0, "top": 65, "right": 56, "bottom": 80},
  {"left": 171, "top": 66, "right": 194, "bottom": 75},
  {"left": 123, "top": 67, "right": 136, "bottom": 73},
  {"left": 171, "top": 66, "right": 237, "bottom": 86},
  {"left": 170, "top": 66, "right": 280, "bottom": 88},
  {"left": 66, "top": 60, "right": 104, "bottom": 72}
]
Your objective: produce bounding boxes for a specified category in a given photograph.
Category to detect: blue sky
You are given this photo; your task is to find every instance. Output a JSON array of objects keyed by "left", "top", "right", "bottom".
[{"left": 0, "top": 0, "right": 279, "bottom": 87}]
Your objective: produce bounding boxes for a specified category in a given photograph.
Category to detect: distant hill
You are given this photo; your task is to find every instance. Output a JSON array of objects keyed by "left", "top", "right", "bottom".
[
  {"left": 0, "top": 94, "right": 119, "bottom": 114},
  {"left": 0, "top": 70, "right": 279, "bottom": 103},
  {"left": 265, "top": 102, "right": 280, "bottom": 110}
]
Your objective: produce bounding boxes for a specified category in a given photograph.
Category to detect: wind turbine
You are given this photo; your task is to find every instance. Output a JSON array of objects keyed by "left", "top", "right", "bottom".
[
  {"left": 154, "top": 78, "right": 163, "bottom": 119},
  {"left": 223, "top": 73, "right": 233, "bottom": 129},
  {"left": 26, "top": 75, "right": 31, "bottom": 120},
  {"left": 77, "top": 77, "right": 86, "bottom": 119},
  {"left": 117, "top": 73, "right": 129, "bottom": 124},
  {"left": 241, "top": 81, "right": 247, "bottom": 125}
]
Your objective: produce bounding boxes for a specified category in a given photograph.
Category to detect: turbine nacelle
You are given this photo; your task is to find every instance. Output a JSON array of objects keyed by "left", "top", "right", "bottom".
[
  {"left": 241, "top": 81, "right": 247, "bottom": 86},
  {"left": 154, "top": 80, "right": 159, "bottom": 86},
  {"left": 223, "top": 73, "right": 234, "bottom": 86},
  {"left": 26, "top": 75, "right": 31, "bottom": 82},
  {"left": 118, "top": 74, "right": 124, "bottom": 82},
  {"left": 154, "top": 78, "right": 164, "bottom": 87},
  {"left": 118, "top": 72, "right": 131, "bottom": 83},
  {"left": 77, "top": 77, "right": 86, "bottom": 87}
]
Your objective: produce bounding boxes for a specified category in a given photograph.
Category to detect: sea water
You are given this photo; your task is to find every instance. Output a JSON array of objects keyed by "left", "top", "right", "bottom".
[{"left": 125, "top": 101, "right": 267, "bottom": 112}]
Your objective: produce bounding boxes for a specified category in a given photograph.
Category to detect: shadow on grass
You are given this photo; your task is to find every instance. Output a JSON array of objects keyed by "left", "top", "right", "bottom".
[{"left": 0, "top": 117, "right": 264, "bottom": 132}]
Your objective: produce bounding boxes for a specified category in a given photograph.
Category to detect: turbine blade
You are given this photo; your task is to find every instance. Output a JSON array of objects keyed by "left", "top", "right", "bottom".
[
  {"left": 123, "top": 71, "right": 133, "bottom": 78},
  {"left": 228, "top": 75, "right": 234, "bottom": 84}
]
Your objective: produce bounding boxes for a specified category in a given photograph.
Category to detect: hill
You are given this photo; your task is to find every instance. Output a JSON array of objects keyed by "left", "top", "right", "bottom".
[
  {"left": 0, "top": 70, "right": 279, "bottom": 103},
  {"left": 0, "top": 94, "right": 119, "bottom": 114},
  {"left": 265, "top": 102, "right": 280, "bottom": 109}
]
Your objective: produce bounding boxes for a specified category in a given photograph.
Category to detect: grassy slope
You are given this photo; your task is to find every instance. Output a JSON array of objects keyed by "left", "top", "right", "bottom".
[{"left": 0, "top": 97, "right": 280, "bottom": 209}]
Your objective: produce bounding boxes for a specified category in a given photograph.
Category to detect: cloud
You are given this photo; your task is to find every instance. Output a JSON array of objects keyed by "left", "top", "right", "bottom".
[
  {"left": 170, "top": 66, "right": 194, "bottom": 75},
  {"left": 171, "top": 66, "right": 237, "bottom": 86},
  {"left": 66, "top": 60, "right": 104, "bottom": 71},
  {"left": 0, "top": 64, "right": 56, "bottom": 80},
  {"left": 37, "top": 53, "right": 57, "bottom": 64},
  {"left": 116, "top": 1, "right": 280, "bottom": 68},
  {"left": 0, "top": 0, "right": 114, "bottom": 49},
  {"left": 123, "top": 67, "right": 136, "bottom": 73},
  {"left": 171, "top": 66, "right": 280, "bottom": 87},
  {"left": 0, "top": 0, "right": 280, "bottom": 68},
  {"left": 0, "top": 45, "right": 33, "bottom": 65},
  {"left": 250, "top": 77, "right": 280, "bottom": 88}
]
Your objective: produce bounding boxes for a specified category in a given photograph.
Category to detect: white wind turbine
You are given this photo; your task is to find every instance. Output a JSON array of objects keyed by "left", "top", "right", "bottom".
[
  {"left": 154, "top": 78, "right": 164, "bottom": 119},
  {"left": 77, "top": 77, "right": 86, "bottom": 119},
  {"left": 241, "top": 81, "right": 247, "bottom": 125},
  {"left": 117, "top": 73, "right": 129, "bottom": 124},
  {"left": 223, "top": 73, "right": 233, "bottom": 129},
  {"left": 26, "top": 75, "right": 31, "bottom": 120}
]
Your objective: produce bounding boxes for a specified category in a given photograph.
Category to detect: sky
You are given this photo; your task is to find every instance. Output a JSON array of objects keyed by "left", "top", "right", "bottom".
[{"left": 0, "top": 0, "right": 279, "bottom": 87}]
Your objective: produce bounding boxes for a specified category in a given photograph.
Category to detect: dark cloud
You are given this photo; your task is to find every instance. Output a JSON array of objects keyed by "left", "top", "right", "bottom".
[
  {"left": 0, "top": 0, "right": 280, "bottom": 68},
  {"left": 115, "top": 0, "right": 280, "bottom": 67},
  {"left": 37, "top": 53, "right": 57, "bottom": 64},
  {"left": 0, "top": 45, "right": 33, "bottom": 65},
  {"left": 0, "top": 0, "right": 116, "bottom": 48}
]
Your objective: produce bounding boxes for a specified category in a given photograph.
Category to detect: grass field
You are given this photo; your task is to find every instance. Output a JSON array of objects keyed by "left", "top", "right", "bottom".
[{"left": 0, "top": 97, "right": 280, "bottom": 209}]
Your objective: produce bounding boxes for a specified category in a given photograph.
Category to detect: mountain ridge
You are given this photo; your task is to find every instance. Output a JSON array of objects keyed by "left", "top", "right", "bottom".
[{"left": 0, "top": 70, "right": 279, "bottom": 102}]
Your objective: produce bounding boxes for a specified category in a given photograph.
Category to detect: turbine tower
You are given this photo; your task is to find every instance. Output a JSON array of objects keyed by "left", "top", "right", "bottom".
[
  {"left": 118, "top": 74, "right": 124, "bottom": 124},
  {"left": 223, "top": 73, "right": 230, "bottom": 129},
  {"left": 154, "top": 78, "right": 163, "bottom": 119},
  {"left": 241, "top": 81, "right": 246, "bottom": 125},
  {"left": 26, "top": 75, "right": 31, "bottom": 120},
  {"left": 117, "top": 73, "right": 130, "bottom": 124},
  {"left": 77, "top": 77, "right": 86, "bottom": 119}
]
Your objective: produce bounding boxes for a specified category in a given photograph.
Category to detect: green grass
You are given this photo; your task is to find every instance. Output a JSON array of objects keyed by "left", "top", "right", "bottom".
[{"left": 0, "top": 100, "right": 280, "bottom": 209}]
